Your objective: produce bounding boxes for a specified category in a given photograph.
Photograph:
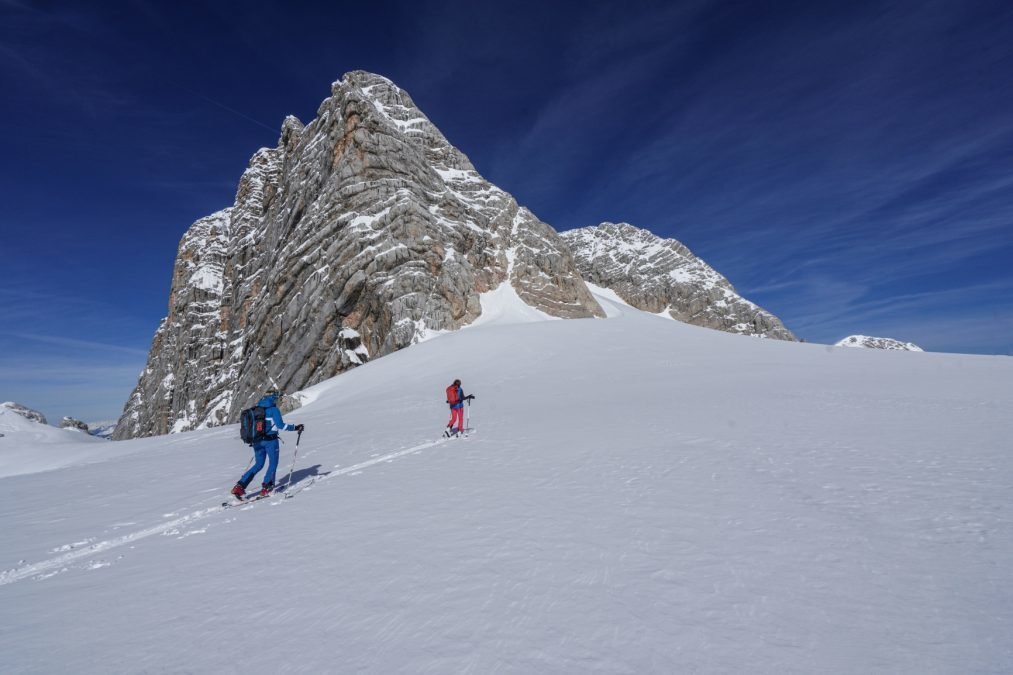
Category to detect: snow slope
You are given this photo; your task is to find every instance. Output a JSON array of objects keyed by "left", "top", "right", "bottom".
[
  {"left": 2, "top": 293, "right": 1012, "bottom": 674},
  {"left": 0, "top": 406, "right": 126, "bottom": 477}
]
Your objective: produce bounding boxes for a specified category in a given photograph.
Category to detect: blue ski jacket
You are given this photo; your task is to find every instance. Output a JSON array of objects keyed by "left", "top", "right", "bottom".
[{"left": 257, "top": 394, "right": 296, "bottom": 438}]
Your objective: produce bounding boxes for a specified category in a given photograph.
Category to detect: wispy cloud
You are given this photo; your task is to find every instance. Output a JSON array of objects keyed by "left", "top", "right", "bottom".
[
  {"left": 760, "top": 275, "right": 1013, "bottom": 352},
  {"left": 0, "top": 4, "right": 141, "bottom": 116},
  {"left": 0, "top": 360, "right": 143, "bottom": 384},
  {"left": 0, "top": 356, "right": 145, "bottom": 422},
  {"left": 0, "top": 286, "right": 152, "bottom": 335},
  {"left": 1, "top": 332, "right": 149, "bottom": 356},
  {"left": 845, "top": 310, "right": 1013, "bottom": 355}
]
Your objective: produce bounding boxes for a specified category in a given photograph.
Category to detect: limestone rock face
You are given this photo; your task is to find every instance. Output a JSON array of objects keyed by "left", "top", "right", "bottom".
[
  {"left": 835, "top": 336, "right": 924, "bottom": 351},
  {"left": 115, "top": 71, "right": 602, "bottom": 439},
  {"left": 562, "top": 223, "right": 795, "bottom": 340}
]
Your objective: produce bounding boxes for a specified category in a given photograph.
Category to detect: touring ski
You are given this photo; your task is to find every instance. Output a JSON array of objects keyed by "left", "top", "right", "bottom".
[{"left": 221, "top": 492, "right": 272, "bottom": 508}]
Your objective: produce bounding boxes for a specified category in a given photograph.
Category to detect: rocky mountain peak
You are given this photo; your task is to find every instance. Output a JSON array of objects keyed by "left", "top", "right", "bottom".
[
  {"left": 562, "top": 222, "right": 795, "bottom": 340},
  {"left": 114, "top": 71, "right": 602, "bottom": 440}
]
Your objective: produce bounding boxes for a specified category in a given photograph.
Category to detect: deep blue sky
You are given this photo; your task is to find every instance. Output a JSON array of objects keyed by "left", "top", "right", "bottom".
[{"left": 2, "top": 0, "right": 1012, "bottom": 422}]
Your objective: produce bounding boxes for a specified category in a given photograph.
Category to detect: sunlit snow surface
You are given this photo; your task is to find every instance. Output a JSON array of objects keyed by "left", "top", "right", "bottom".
[
  {"left": 467, "top": 280, "right": 557, "bottom": 328},
  {"left": 2, "top": 292, "right": 1011, "bottom": 673}
]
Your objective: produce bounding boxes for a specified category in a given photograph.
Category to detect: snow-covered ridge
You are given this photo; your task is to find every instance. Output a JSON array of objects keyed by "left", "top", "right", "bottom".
[
  {"left": 562, "top": 222, "right": 795, "bottom": 340},
  {"left": 1, "top": 403, "right": 114, "bottom": 443},
  {"left": 3, "top": 303, "right": 1012, "bottom": 671},
  {"left": 2, "top": 401, "right": 48, "bottom": 425},
  {"left": 0, "top": 404, "right": 110, "bottom": 476},
  {"left": 835, "top": 335, "right": 924, "bottom": 351}
]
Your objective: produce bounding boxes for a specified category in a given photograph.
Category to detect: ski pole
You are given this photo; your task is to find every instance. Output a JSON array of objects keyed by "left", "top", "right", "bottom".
[
  {"left": 465, "top": 398, "right": 470, "bottom": 433},
  {"left": 285, "top": 430, "right": 302, "bottom": 490}
]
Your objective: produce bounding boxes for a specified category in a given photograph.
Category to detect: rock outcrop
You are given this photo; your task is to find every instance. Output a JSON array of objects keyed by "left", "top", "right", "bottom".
[
  {"left": 115, "top": 71, "right": 603, "bottom": 439},
  {"left": 835, "top": 336, "right": 924, "bottom": 351},
  {"left": 2, "top": 402, "right": 48, "bottom": 425},
  {"left": 60, "top": 417, "right": 90, "bottom": 432},
  {"left": 562, "top": 223, "right": 795, "bottom": 340}
]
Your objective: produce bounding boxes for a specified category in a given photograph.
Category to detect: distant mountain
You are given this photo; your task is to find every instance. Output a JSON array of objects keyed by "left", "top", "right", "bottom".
[
  {"left": 87, "top": 421, "right": 118, "bottom": 439},
  {"left": 835, "top": 335, "right": 924, "bottom": 352},
  {"left": 0, "top": 404, "right": 116, "bottom": 439},
  {"left": 2, "top": 402, "right": 48, "bottom": 425},
  {"left": 561, "top": 223, "right": 795, "bottom": 340},
  {"left": 115, "top": 71, "right": 603, "bottom": 439}
]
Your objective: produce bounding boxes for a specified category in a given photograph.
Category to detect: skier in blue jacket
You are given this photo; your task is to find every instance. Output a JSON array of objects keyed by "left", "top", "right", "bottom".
[{"left": 232, "top": 390, "right": 303, "bottom": 498}]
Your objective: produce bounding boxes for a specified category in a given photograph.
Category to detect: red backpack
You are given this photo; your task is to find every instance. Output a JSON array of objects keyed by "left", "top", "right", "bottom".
[{"left": 445, "top": 383, "right": 461, "bottom": 405}]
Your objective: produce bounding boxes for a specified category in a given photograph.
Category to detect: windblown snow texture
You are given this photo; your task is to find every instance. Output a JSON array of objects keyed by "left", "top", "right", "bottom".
[{"left": 3, "top": 291, "right": 1011, "bottom": 673}]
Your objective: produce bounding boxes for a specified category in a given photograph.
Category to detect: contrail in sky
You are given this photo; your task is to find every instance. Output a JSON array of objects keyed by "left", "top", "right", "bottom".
[{"left": 183, "top": 86, "right": 279, "bottom": 133}]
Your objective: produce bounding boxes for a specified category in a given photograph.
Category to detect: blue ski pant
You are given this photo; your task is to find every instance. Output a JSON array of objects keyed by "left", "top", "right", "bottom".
[{"left": 240, "top": 439, "right": 280, "bottom": 487}]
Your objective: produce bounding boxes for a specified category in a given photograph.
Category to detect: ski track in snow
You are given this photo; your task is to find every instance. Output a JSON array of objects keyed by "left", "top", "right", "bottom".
[
  {"left": 5, "top": 293, "right": 1011, "bottom": 673},
  {"left": 0, "top": 437, "right": 452, "bottom": 586}
]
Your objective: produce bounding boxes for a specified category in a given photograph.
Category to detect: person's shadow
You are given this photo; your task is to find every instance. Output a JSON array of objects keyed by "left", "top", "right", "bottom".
[{"left": 277, "top": 464, "right": 329, "bottom": 491}]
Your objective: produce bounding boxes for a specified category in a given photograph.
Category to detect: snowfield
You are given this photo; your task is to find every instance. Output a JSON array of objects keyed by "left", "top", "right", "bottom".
[{"left": 2, "top": 290, "right": 1011, "bottom": 674}]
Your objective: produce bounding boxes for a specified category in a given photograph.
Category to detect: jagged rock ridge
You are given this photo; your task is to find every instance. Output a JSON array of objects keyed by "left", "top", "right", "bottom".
[
  {"left": 561, "top": 223, "right": 795, "bottom": 340},
  {"left": 835, "top": 336, "right": 924, "bottom": 352},
  {"left": 115, "top": 71, "right": 603, "bottom": 439}
]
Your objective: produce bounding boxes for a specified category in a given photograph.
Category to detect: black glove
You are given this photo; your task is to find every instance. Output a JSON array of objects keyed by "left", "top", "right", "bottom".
[
  {"left": 295, "top": 424, "right": 305, "bottom": 432},
  {"left": 465, "top": 394, "right": 475, "bottom": 401}
]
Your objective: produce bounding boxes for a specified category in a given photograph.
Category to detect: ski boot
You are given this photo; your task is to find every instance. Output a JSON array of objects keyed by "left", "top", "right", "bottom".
[{"left": 231, "top": 483, "right": 246, "bottom": 500}]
